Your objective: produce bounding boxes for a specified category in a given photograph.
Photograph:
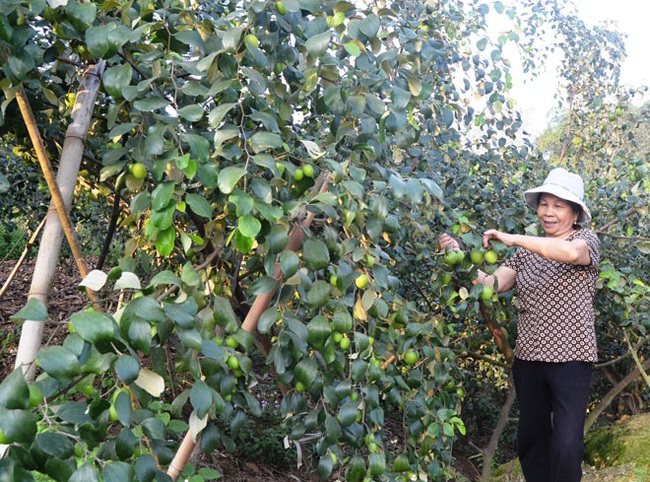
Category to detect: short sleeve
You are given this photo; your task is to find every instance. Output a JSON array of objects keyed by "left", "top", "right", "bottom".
[
  {"left": 572, "top": 229, "right": 600, "bottom": 269},
  {"left": 503, "top": 248, "right": 524, "bottom": 272}
]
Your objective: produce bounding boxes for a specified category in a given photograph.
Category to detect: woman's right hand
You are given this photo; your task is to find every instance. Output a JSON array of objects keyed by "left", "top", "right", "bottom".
[{"left": 438, "top": 233, "right": 460, "bottom": 251}]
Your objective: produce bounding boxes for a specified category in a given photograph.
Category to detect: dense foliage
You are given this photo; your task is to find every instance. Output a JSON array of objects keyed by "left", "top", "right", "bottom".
[{"left": 0, "top": 0, "right": 648, "bottom": 481}]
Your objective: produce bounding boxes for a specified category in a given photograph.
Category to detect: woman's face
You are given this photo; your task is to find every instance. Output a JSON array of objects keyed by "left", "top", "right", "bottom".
[{"left": 536, "top": 193, "right": 579, "bottom": 238}]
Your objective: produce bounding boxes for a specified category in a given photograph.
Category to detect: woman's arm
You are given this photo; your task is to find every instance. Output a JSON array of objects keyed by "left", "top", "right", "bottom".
[
  {"left": 438, "top": 234, "right": 516, "bottom": 293},
  {"left": 482, "top": 230, "right": 591, "bottom": 266}
]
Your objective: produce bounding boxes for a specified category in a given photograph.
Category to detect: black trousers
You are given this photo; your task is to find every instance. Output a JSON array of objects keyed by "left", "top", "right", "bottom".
[{"left": 512, "top": 358, "right": 593, "bottom": 482}]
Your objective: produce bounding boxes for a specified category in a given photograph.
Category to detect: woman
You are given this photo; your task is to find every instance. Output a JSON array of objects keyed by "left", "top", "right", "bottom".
[{"left": 440, "top": 167, "right": 599, "bottom": 482}]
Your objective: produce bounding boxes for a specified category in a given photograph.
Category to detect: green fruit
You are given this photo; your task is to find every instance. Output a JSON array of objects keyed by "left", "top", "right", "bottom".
[
  {"left": 480, "top": 285, "right": 494, "bottom": 301},
  {"left": 484, "top": 250, "right": 498, "bottom": 264},
  {"left": 440, "top": 273, "right": 452, "bottom": 285},
  {"left": 329, "top": 274, "right": 338, "bottom": 287},
  {"left": 295, "top": 381, "right": 305, "bottom": 392},
  {"left": 355, "top": 273, "right": 370, "bottom": 289},
  {"left": 364, "top": 254, "right": 375, "bottom": 268},
  {"left": 339, "top": 336, "right": 351, "bottom": 350},
  {"left": 469, "top": 250, "right": 484, "bottom": 265},
  {"left": 275, "top": 162, "right": 285, "bottom": 174},
  {"left": 444, "top": 249, "right": 463, "bottom": 266},
  {"left": 403, "top": 349, "right": 418, "bottom": 365},
  {"left": 302, "top": 164, "right": 314, "bottom": 177},
  {"left": 0, "top": 429, "right": 10, "bottom": 444},
  {"left": 227, "top": 356, "right": 240, "bottom": 370},
  {"left": 293, "top": 167, "right": 304, "bottom": 181},
  {"left": 131, "top": 162, "right": 146, "bottom": 179},
  {"left": 109, "top": 405, "right": 119, "bottom": 422},
  {"left": 244, "top": 34, "right": 259, "bottom": 47},
  {"left": 276, "top": 1, "right": 287, "bottom": 14},
  {"left": 225, "top": 336, "right": 238, "bottom": 349},
  {"left": 28, "top": 384, "right": 44, "bottom": 407},
  {"left": 333, "top": 332, "right": 344, "bottom": 343},
  {"left": 74, "top": 443, "right": 84, "bottom": 458}
]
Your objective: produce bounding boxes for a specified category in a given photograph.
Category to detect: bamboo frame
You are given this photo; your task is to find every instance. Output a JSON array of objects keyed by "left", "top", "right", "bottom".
[{"left": 13, "top": 62, "right": 105, "bottom": 380}]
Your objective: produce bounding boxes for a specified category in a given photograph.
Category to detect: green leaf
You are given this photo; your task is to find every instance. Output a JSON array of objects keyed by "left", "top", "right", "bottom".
[
  {"left": 337, "top": 400, "right": 358, "bottom": 427},
  {"left": 360, "top": 14, "right": 380, "bottom": 38},
  {"left": 279, "top": 251, "right": 300, "bottom": 278},
  {"left": 148, "top": 270, "right": 182, "bottom": 287},
  {"left": 265, "top": 224, "right": 289, "bottom": 254},
  {"left": 113, "top": 389, "right": 133, "bottom": 425},
  {"left": 305, "top": 30, "right": 331, "bottom": 58},
  {"left": 181, "top": 262, "right": 202, "bottom": 287},
  {"left": 174, "top": 30, "right": 205, "bottom": 52},
  {"left": 190, "top": 380, "right": 212, "bottom": 419},
  {"left": 406, "top": 178, "right": 424, "bottom": 204},
  {"left": 124, "top": 318, "right": 153, "bottom": 354},
  {"left": 308, "top": 280, "right": 331, "bottom": 307},
  {"left": 343, "top": 42, "right": 361, "bottom": 57},
  {"left": 0, "top": 369, "right": 29, "bottom": 409},
  {"left": 156, "top": 227, "right": 176, "bottom": 257},
  {"left": 208, "top": 102, "right": 236, "bottom": 128},
  {"left": 69, "top": 311, "right": 116, "bottom": 346},
  {"left": 0, "top": 406, "right": 37, "bottom": 443},
  {"left": 249, "top": 132, "right": 284, "bottom": 152},
  {"left": 70, "top": 463, "right": 100, "bottom": 482},
  {"left": 302, "top": 238, "right": 330, "bottom": 270},
  {"left": 369, "top": 453, "right": 386, "bottom": 476},
  {"left": 294, "top": 358, "right": 318, "bottom": 387},
  {"left": 306, "top": 315, "right": 331, "bottom": 350},
  {"left": 317, "top": 454, "right": 334, "bottom": 479},
  {"left": 37, "top": 346, "right": 81, "bottom": 381},
  {"left": 10, "top": 297, "right": 48, "bottom": 322},
  {"left": 103, "top": 64, "right": 133, "bottom": 99},
  {"left": 233, "top": 230, "right": 254, "bottom": 253},
  {"left": 248, "top": 276, "right": 278, "bottom": 296},
  {"left": 66, "top": 1, "right": 97, "bottom": 31},
  {"left": 35, "top": 432, "right": 75, "bottom": 459},
  {"left": 7, "top": 49, "right": 36, "bottom": 80},
  {"left": 151, "top": 181, "right": 176, "bottom": 211},
  {"left": 238, "top": 214, "right": 261, "bottom": 238},
  {"left": 178, "top": 104, "right": 205, "bottom": 121},
  {"left": 122, "top": 297, "right": 165, "bottom": 325},
  {"left": 258, "top": 307, "right": 280, "bottom": 335},
  {"left": 102, "top": 461, "right": 134, "bottom": 482},
  {"left": 218, "top": 166, "right": 246, "bottom": 194},
  {"left": 213, "top": 296, "right": 239, "bottom": 329},
  {"left": 133, "top": 96, "right": 171, "bottom": 112},
  {"left": 186, "top": 193, "right": 213, "bottom": 218},
  {"left": 115, "top": 355, "right": 141, "bottom": 384}
]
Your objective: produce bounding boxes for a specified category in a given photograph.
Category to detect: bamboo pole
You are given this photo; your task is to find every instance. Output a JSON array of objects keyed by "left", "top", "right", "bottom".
[
  {"left": 166, "top": 173, "right": 329, "bottom": 480},
  {"left": 0, "top": 217, "right": 46, "bottom": 297},
  {"left": 13, "top": 62, "right": 105, "bottom": 381}
]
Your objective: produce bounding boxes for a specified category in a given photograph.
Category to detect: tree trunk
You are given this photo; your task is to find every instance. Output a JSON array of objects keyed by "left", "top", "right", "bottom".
[
  {"left": 13, "top": 62, "right": 105, "bottom": 381},
  {"left": 166, "top": 173, "right": 329, "bottom": 481}
]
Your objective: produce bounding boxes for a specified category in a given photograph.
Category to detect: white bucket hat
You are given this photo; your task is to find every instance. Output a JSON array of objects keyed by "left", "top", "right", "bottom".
[{"left": 524, "top": 167, "right": 591, "bottom": 223}]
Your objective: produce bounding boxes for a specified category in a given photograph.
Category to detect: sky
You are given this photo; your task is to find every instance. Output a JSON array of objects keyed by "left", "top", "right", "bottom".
[{"left": 505, "top": 0, "right": 650, "bottom": 136}]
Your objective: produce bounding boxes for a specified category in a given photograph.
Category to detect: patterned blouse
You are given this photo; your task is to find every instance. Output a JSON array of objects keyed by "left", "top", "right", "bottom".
[{"left": 502, "top": 229, "right": 600, "bottom": 363}]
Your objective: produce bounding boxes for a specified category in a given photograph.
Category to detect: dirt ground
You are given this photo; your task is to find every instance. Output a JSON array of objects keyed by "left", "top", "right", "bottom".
[{"left": 1, "top": 259, "right": 643, "bottom": 482}]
